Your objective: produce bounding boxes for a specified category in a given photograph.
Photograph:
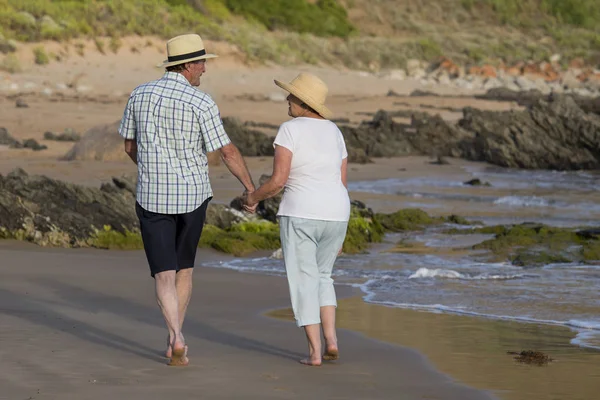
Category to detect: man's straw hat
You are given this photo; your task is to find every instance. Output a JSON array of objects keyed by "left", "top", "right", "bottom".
[
  {"left": 274, "top": 73, "right": 332, "bottom": 119},
  {"left": 158, "top": 34, "right": 217, "bottom": 68}
]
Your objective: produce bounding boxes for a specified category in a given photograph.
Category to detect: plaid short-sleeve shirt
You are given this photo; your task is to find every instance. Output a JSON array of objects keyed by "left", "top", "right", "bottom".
[{"left": 118, "top": 72, "right": 231, "bottom": 214}]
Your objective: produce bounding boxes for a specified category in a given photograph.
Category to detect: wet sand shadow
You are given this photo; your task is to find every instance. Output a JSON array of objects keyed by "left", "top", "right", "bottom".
[{"left": 33, "top": 278, "right": 304, "bottom": 362}]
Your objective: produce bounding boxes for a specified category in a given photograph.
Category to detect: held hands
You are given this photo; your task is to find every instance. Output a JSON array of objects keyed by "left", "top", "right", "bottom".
[{"left": 241, "top": 190, "right": 258, "bottom": 214}]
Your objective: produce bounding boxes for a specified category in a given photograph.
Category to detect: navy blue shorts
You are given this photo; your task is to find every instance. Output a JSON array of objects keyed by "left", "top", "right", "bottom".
[{"left": 135, "top": 198, "right": 211, "bottom": 278}]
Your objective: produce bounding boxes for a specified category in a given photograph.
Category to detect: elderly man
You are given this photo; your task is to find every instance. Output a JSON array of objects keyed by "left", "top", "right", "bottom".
[{"left": 119, "top": 33, "right": 255, "bottom": 366}]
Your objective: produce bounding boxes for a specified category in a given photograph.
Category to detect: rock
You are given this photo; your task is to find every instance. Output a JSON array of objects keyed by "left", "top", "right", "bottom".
[
  {"left": 339, "top": 110, "right": 414, "bottom": 159},
  {"left": 229, "top": 174, "right": 282, "bottom": 223},
  {"left": 482, "top": 78, "right": 502, "bottom": 90},
  {"left": 576, "top": 228, "right": 600, "bottom": 240},
  {"left": 463, "top": 178, "right": 491, "bottom": 186},
  {"left": 406, "top": 59, "right": 421, "bottom": 75},
  {"left": 44, "top": 129, "right": 81, "bottom": 142},
  {"left": 0, "top": 127, "right": 20, "bottom": 147},
  {"left": 561, "top": 69, "right": 583, "bottom": 89},
  {"left": 409, "top": 90, "right": 439, "bottom": 97},
  {"left": 475, "top": 87, "right": 600, "bottom": 115},
  {"left": 515, "top": 76, "right": 537, "bottom": 91},
  {"left": 0, "top": 169, "right": 138, "bottom": 246},
  {"left": 22, "top": 139, "right": 47, "bottom": 151},
  {"left": 267, "top": 92, "right": 286, "bottom": 102},
  {"left": 0, "top": 169, "right": 259, "bottom": 247},
  {"left": 437, "top": 72, "right": 451, "bottom": 85},
  {"left": 15, "top": 98, "right": 29, "bottom": 108},
  {"left": 62, "top": 121, "right": 125, "bottom": 161},
  {"left": 222, "top": 117, "right": 275, "bottom": 157},
  {"left": 508, "top": 350, "right": 553, "bottom": 365},
  {"left": 347, "top": 147, "right": 371, "bottom": 164},
  {"left": 270, "top": 248, "right": 283, "bottom": 259},
  {"left": 457, "top": 95, "right": 600, "bottom": 169},
  {"left": 550, "top": 54, "right": 561, "bottom": 63},
  {"left": 205, "top": 203, "right": 253, "bottom": 229},
  {"left": 380, "top": 69, "right": 406, "bottom": 80}
]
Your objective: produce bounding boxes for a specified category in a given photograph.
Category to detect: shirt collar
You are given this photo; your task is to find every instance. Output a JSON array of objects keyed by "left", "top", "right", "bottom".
[{"left": 163, "top": 71, "right": 191, "bottom": 85}]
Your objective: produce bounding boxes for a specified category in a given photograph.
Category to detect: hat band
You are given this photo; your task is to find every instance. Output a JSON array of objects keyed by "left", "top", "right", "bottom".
[{"left": 168, "top": 49, "right": 206, "bottom": 62}]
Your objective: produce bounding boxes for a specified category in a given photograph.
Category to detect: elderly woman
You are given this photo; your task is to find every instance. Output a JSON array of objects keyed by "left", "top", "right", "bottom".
[{"left": 243, "top": 73, "right": 350, "bottom": 366}]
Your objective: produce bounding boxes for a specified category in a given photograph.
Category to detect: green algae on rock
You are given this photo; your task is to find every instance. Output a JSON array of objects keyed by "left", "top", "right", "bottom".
[{"left": 472, "top": 224, "right": 600, "bottom": 266}]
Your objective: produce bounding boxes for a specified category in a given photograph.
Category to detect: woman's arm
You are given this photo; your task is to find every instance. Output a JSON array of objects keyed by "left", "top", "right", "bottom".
[
  {"left": 341, "top": 157, "right": 348, "bottom": 188},
  {"left": 246, "top": 145, "right": 292, "bottom": 206}
]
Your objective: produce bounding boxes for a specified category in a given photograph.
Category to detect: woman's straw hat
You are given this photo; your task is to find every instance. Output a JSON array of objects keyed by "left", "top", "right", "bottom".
[
  {"left": 274, "top": 73, "right": 332, "bottom": 119},
  {"left": 158, "top": 34, "right": 218, "bottom": 68}
]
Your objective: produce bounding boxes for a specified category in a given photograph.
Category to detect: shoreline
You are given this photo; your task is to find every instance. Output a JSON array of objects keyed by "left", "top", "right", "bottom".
[
  {"left": 266, "top": 294, "right": 600, "bottom": 400},
  {"left": 0, "top": 241, "right": 493, "bottom": 400}
]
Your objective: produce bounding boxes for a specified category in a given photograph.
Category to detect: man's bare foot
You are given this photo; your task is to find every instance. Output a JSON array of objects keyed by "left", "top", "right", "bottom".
[
  {"left": 299, "top": 357, "right": 322, "bottom": 367},
  {"left": 165, "top": 336, "right": 172, "bottom": 358},
  {"left": 168, "top": 345, "right": 189, "bottom": 366}
]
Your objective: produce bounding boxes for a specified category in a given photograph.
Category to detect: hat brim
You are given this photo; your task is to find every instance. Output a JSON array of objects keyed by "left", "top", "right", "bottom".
[
  {"left": 156, "top": 53, "right": 218, "bottom": 68},
  {"left": 274, "top": 79, "right": 333, "bottom": 120}
]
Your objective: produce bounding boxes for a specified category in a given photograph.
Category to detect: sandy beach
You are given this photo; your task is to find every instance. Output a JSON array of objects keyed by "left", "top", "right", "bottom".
[
  {"left": 2, "top": 36, "right": 600, "bottom": 400},
  {"left": 0, "top": 240, "right": 493, "bottom": 400}
]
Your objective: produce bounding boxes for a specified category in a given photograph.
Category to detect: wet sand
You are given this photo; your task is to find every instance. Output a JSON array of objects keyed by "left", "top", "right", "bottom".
[
  {"left": 270, "top": 297, "right": 600, "bottom": 400},
  {"left": 0, "top": 241, "right": 493, "bottom": 400}
]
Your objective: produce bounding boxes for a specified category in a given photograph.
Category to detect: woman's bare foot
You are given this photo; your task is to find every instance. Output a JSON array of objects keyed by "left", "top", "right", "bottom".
[
  {"left": 299, "top": 357, "right": 322, "bottom": 367},
  {"left": 322, "top": 338, "right": 339, "bottom": 360},
  {"left": 323, "top": 342, "right": 339, "bottom": 361}
]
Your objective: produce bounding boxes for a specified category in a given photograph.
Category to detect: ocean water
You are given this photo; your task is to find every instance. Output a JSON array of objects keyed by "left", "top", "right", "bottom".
[
  {"left": 202, "top": 165, "right": 600, "bottom": 351},
  {"left": 348, "top": 165, "right": 600, "bottom": 227}
]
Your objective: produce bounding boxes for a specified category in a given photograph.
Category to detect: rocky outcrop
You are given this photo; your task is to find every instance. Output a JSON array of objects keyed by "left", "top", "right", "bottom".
[
  {"left": 222, "top": 117, "right": 275, "bottom": 157},
  {"left": 475, "top": 88, "right": 600, "bottom": 115},
  {"left": 62, "top": 120, "right": 125, "bottom": 161},
  {"left": 453, "top": 95, "right": 600, "bottom": 170},
  {"left": 339, "top": 110, "right": 414, "bottom": 159},
  {"left": 0, "top": 169, "right": 254, "bottom": 247},
  {"left": 61, "top": 117, "right": 273, "bottom": 163}
]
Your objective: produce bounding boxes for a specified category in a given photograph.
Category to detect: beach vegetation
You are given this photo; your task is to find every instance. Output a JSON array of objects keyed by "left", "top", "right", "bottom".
[
  {"left": 0, "top": 0, "right": 598, "bottom": 68},
  {"left": 94, "top": 37, "right": 105, "bottom": 54},
  {"left": 0, "top": 53, "right": 21, "bottom": 72},
  {"left": 33, "top": 45, "right": 48, "bottom": 64},
  {"left": 88, "top": 225, "right": 144, "bottom": 250},
  {"left": 198, "top": 223, "right": 280, "bottom": 256}
]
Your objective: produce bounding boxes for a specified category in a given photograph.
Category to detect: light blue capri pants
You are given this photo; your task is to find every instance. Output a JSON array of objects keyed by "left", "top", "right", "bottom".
[{"left": 279, "top": 216, "right": 348, "bottom": 327}]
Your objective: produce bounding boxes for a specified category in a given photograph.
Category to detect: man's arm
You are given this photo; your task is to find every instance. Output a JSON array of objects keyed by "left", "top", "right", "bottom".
[
  {"left": 124, "top": 139, "right": 138, "bottom": 165},
  {"left": 219, "top": 143, "right": 255, "bottom": 192}
]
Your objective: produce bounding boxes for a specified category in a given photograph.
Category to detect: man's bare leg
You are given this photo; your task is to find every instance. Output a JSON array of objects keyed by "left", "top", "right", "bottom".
[
  {"left": 300, "top": 324, "right": 322, "bottom": 366},
  {"left": 320, "top": 305, "right": 339, "bottom": 360},
  {"left": 166, "top": 268, "right": 194, "bottom": 358},
  {"left": 155, "top": 270, "right": 187, "bottom": 365}
]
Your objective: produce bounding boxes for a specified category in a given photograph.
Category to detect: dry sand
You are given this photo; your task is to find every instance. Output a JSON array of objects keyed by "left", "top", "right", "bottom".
[{"left": 0, "top": 241, "right": 493, "bottom": 400}]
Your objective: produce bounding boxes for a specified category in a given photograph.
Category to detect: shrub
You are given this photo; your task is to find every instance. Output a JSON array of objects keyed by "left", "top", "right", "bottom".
[
  {"left": 33, "top": 45, "right": 49, "bottom": 64},
  {"left": 223, "top": 0, "right": 355, "bottom": 38}
]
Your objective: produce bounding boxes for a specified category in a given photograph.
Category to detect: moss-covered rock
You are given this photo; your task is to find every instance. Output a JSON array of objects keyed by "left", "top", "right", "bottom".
[
  {"left": 472, "top": 223, "right": 600, "bottom": 266},
  {"left": 376, "top": 208, "right": 435, "bottom": 231},
  {"left": 342, "top": 201, "right": 385, "bottom": 253},
  {"left": 88, "top": 225, "right": 144, "bottom": 250},
  {"left": 198, "top": 223, "right": 281, "bottom": 257}
]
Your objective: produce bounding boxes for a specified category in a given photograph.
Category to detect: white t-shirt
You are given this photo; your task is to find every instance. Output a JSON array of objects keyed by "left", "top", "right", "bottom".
[{"left": 274, "top": 117, "right": 350, "bottom": 222}]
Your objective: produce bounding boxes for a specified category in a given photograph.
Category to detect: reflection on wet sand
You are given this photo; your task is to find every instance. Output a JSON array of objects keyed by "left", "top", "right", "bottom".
[{"left": 269, "top": 297, "right": 600, "bottom": 400}]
